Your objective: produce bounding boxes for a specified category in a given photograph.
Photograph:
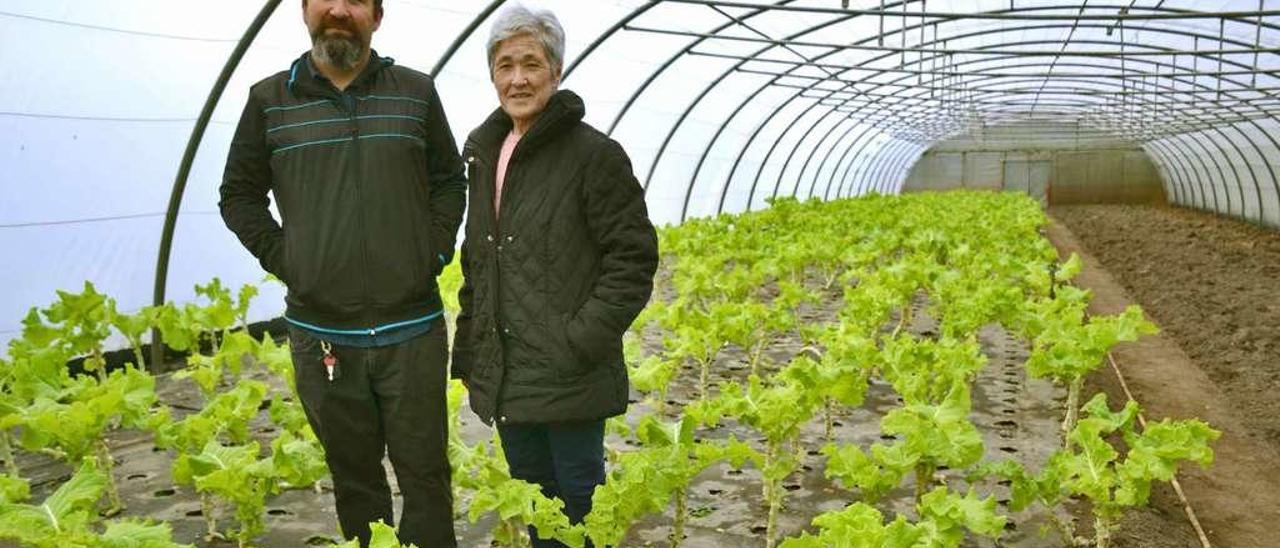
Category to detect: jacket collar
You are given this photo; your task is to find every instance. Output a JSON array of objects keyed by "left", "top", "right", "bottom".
[
  {"left": 286, "top": 49, "right": 394, "bottom": 97},
  {"left": 469, "top": 89, "right": 585, "bottom": 155}
]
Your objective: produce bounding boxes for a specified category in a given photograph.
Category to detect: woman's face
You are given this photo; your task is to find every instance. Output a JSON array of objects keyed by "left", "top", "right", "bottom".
[{"left": 491, "top": 34, "right": 561, "bottom": 132}]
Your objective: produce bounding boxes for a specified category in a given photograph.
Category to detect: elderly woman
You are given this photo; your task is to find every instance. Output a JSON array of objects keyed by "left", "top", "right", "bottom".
[{"left": 450, "top": 5, "right": 659, "bottom": 546}]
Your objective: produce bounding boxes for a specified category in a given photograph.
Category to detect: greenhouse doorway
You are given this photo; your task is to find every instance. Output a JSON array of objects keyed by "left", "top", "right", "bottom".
[{"left": 1003, "top": 159, "right": 1051, "bottom": 206}]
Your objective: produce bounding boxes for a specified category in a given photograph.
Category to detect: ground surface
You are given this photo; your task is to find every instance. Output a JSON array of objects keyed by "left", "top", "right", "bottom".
[
  {"left": 16, "top": 275, "right": 1076, "bottom": 547},
  {"left": 15, "top": 202, "right": 1278, "bottom": 547},
  {"left": 1048, "top": 204, "right": 1280, "bottom": 548},
  {"left": 1051, "top": 205, "right": 1280, "bottom": 450}
]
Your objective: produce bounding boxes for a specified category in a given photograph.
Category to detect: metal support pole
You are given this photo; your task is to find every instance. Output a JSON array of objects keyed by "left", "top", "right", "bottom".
[{"left": 151, "top": 0, "right": 282, "bottom": 372}]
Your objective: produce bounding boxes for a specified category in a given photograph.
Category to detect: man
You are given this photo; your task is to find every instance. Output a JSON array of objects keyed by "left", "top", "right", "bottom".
[{"left": 218, "top": 0, "right": 464, "bottom": 546}]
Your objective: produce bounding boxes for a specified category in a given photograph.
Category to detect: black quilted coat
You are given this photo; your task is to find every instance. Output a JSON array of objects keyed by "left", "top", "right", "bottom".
[{"left": 451, "top": 90, "right": 659, "bottom": 425}]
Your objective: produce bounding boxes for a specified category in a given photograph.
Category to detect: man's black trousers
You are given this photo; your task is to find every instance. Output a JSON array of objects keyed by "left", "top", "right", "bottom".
[{"left": 288, "top": 324, "right": 455, "bottom": 547}]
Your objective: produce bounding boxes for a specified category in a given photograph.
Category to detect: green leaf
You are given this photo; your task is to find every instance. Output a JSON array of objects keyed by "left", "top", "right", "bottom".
[
  {"left": 879, "top": 381, "right": 984, "bottom": 471},
  {"left": 0, "top": 458, "right": 105, "bottom": 543},
  {"left": 271, "top": 430, "right": 328, "bottom": 489},
  {"left": 367, "top": 519, "right": 417, "bottom": 548},
  {"left": 917, "top": 487, "right": 1007, "bottom": 541},
  {"left": 256, "top": 334, "right": 294, "bottom": 391},
  {"left": 0, "top": 475, "right": 30, "bottom": 504},
  {"left": 98, "top": 519, "right": 193, "bottom": 547}
]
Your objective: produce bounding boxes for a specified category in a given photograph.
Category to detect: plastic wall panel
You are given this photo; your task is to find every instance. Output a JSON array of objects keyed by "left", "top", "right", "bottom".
[
  {"left": 777, "top": 111, "right": 843, "bottom": 198},
  {"left": 963, "top": 152, "right": 1004, "bottom": 190},
  {"left": 1122, "top": 152, "right": 1165, "bottom": 201},
  {"left": 1200, "top": 131, "right": 1250, "bottom": 219},
  {"left": 1184, "top": 133, "right": 1236, "bottom": 217},
  {"left": 903, "top": 152, "right": 963, "bottom": 189},
  {"left": 1222, "top": 127, "right": 1270, "bottom": 200},
  {"left": 905, "top": 147, "right": 1164, "bottom": 204},
  {"left": 752, "top": 101, "right": 828, "bottom": 204},
  {"left": 1153, "top": 124, "right": 1280, "bottom": 229},
  {"left": 707, "top": 87, "right": 805, "bottom": 215},
  {"left": 678, "top": 78, "right": 794, "bottom": 221},
  {"left": 857, "top": 137, "right": 897, "bottom": 195},
  {"left": 803, "top": 120, "right": 862, "bottom": 200},
  {"left": 1214, "top": 129, "right": 1266, "bottom": 223}
]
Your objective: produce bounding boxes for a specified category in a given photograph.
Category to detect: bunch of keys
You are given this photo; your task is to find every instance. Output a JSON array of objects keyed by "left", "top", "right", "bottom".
[{"left": 320, "top": 340, "right": 339, "bottom": 381}]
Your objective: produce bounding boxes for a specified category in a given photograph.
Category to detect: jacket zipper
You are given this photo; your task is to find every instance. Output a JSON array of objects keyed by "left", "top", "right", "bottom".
[
  {"left": 473, "top": 139, "right": 509, "bottom": 425},
  {"left": 343, "top": 91, "right": 376, "bottom": 335}
]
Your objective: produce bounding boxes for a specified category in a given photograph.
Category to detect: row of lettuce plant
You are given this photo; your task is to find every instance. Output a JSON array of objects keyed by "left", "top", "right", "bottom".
[{"left": 0, "top": 190, "right": 1218, "bottom": 548}]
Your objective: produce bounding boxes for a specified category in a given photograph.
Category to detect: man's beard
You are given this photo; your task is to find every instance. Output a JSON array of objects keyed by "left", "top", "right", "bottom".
[{"left": 312, "top": 29, "right": 363, "bottom": 71}]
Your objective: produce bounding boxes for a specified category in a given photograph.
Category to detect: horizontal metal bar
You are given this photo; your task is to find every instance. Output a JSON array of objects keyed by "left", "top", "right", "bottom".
[
  {"left": 756, "top": 70, "right": 1280, "bottom": 97},
  {"left": 627, "top": 24, "right": 1280, "bottom": 57},
  {"left": 821, "top": 104, "right": 1247, "bottom": 126},
  {"left": 698, "top": 50, "right": 1280, "bottom": 80},
  {"left": 661, "top": 0, "right": 1280, "bottom": 21}
]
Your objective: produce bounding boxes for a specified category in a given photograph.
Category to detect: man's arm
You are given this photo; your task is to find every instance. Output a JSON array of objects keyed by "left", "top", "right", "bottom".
[
  {"left": 219, "top": 92, "right": 286, "bottom": 280},
  {"left": 423, "top": 80, "right": 467, "bottom": 275}
]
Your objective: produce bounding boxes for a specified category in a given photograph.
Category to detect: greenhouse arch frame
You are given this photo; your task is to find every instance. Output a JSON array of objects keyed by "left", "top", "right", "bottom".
[{"left": 3, "top": 0, "right": 1278, "bottom": 349}]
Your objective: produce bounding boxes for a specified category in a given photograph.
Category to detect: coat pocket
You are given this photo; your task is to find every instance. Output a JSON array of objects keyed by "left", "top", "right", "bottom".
[{"left": 551, "top": 313, "right": 594, "bottom": 382}]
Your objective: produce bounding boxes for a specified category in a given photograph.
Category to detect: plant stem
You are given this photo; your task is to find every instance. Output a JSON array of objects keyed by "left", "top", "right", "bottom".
[
  {"left": 823, "top": 398, "right": 834, "bottom": 445},
  {"left": 914, "top": 462, "right": 935, "bottom": 504},
  {"left": 505, "top": 519, "right": 527, "bottom": 547},
  {"left": 764, "top": 441, "right": 781, "bottom": 548},
  {"left": 0, "top": 430, "right": 18, "bottom": 477},
  {"left": 698, "top": 358, "right": 710, "bottom": 402},
  {"left": 671, "top": 488, "right": 687, "bottom": 548},
  {"left": 92, "top": 348, "right": 107, "bottom": 382},
  {"left": 203, "top": 493, "right": 219, "bottom": 541},
  {"left": 1095, "top": 515, "right": 1113, "bottom": 548},
  {"left": 1063, "top": 376, "right": 1084, "bottom": 447},
  {"left": 749, "top": 340, "right": 766, "bottom": 377},
  {"left": 892, "top": 304, "right": 913, "bottom": 338},
  {"left": 1046, "top": 513, "right": 1081, "bottom": 546},
  {"left": 97, "top": 440, "right": 124, "bottom": 515},
  {"left": 129, "top": 338, "right": 147, "bottom": 371}
]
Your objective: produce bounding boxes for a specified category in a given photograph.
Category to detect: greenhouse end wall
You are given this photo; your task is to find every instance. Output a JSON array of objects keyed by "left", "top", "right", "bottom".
[{"left": 901, "top": 124, "right": 1166, "bottom": 205}]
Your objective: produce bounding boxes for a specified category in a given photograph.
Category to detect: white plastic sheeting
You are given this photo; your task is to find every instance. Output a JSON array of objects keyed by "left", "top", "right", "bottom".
[{"left": 3, "top": 1, "right": 1279, "bottom": 348}]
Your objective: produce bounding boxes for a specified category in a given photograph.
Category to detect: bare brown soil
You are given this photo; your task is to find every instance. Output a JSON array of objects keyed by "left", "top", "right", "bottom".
[
  {"left": 1047, "top": 204, "right": 1280, "bottom": 548},
  {"left": 1051, "top": 204, "right": 1280, "bottom": 449}
]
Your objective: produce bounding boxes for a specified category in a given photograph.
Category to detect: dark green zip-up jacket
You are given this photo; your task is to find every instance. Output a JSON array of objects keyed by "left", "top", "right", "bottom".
[
  {"left": 219, "top": 51, "right": 466, "bottom": 333},
  {"left": 451, "top": 90, "right": 659, "bottom": 425}
]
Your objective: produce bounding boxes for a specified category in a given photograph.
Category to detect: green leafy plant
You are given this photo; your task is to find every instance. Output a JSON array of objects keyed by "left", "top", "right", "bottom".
[
  {"left": 697, "top": 371, "right": 821, "bottom": 548},
  {"left": 334, "top": 519, "right": 419, "bottom": 547},
  {"left": 972, "top": 394, "right": 1219, "bottom": 547},
  {"left": 11, "top": 365, "right": 156, "bottom": 514},
  {"left": 175, "top": 441, "right": 275, "bottom": 547},
  {"left": 151, "top": 378, "right": 268, "bottom": 540},
  {"left": 1020, "top": 287, "right": 1159, "bottom": 441},
  {"left": 777, "top": 338, "right": 873, "bottom": 444},
  {"left": 778, "top": 487, "right": 1005, "bottom": 548},
  {"left": 583, "top": 415, "right": 740, "bottom": 547},
  {"left": 823, "top": 380, "right": 983, "bottom": 504},
  {"left": 0, "top": 458, "right": 189, "bottom": 547},
  {"left": 628, "top": 354, "right": 680, "bottom": 414}
]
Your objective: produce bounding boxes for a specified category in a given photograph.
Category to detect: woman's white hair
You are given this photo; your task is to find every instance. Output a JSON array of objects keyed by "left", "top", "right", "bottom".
[{"left": 486, "top": 4, "right": 566, "bottom": 75}]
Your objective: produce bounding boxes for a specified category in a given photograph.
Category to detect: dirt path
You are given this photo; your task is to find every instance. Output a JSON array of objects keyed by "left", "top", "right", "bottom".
[{"left": 1044, "top": 208, "right": 1280, "bottom": 548}]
